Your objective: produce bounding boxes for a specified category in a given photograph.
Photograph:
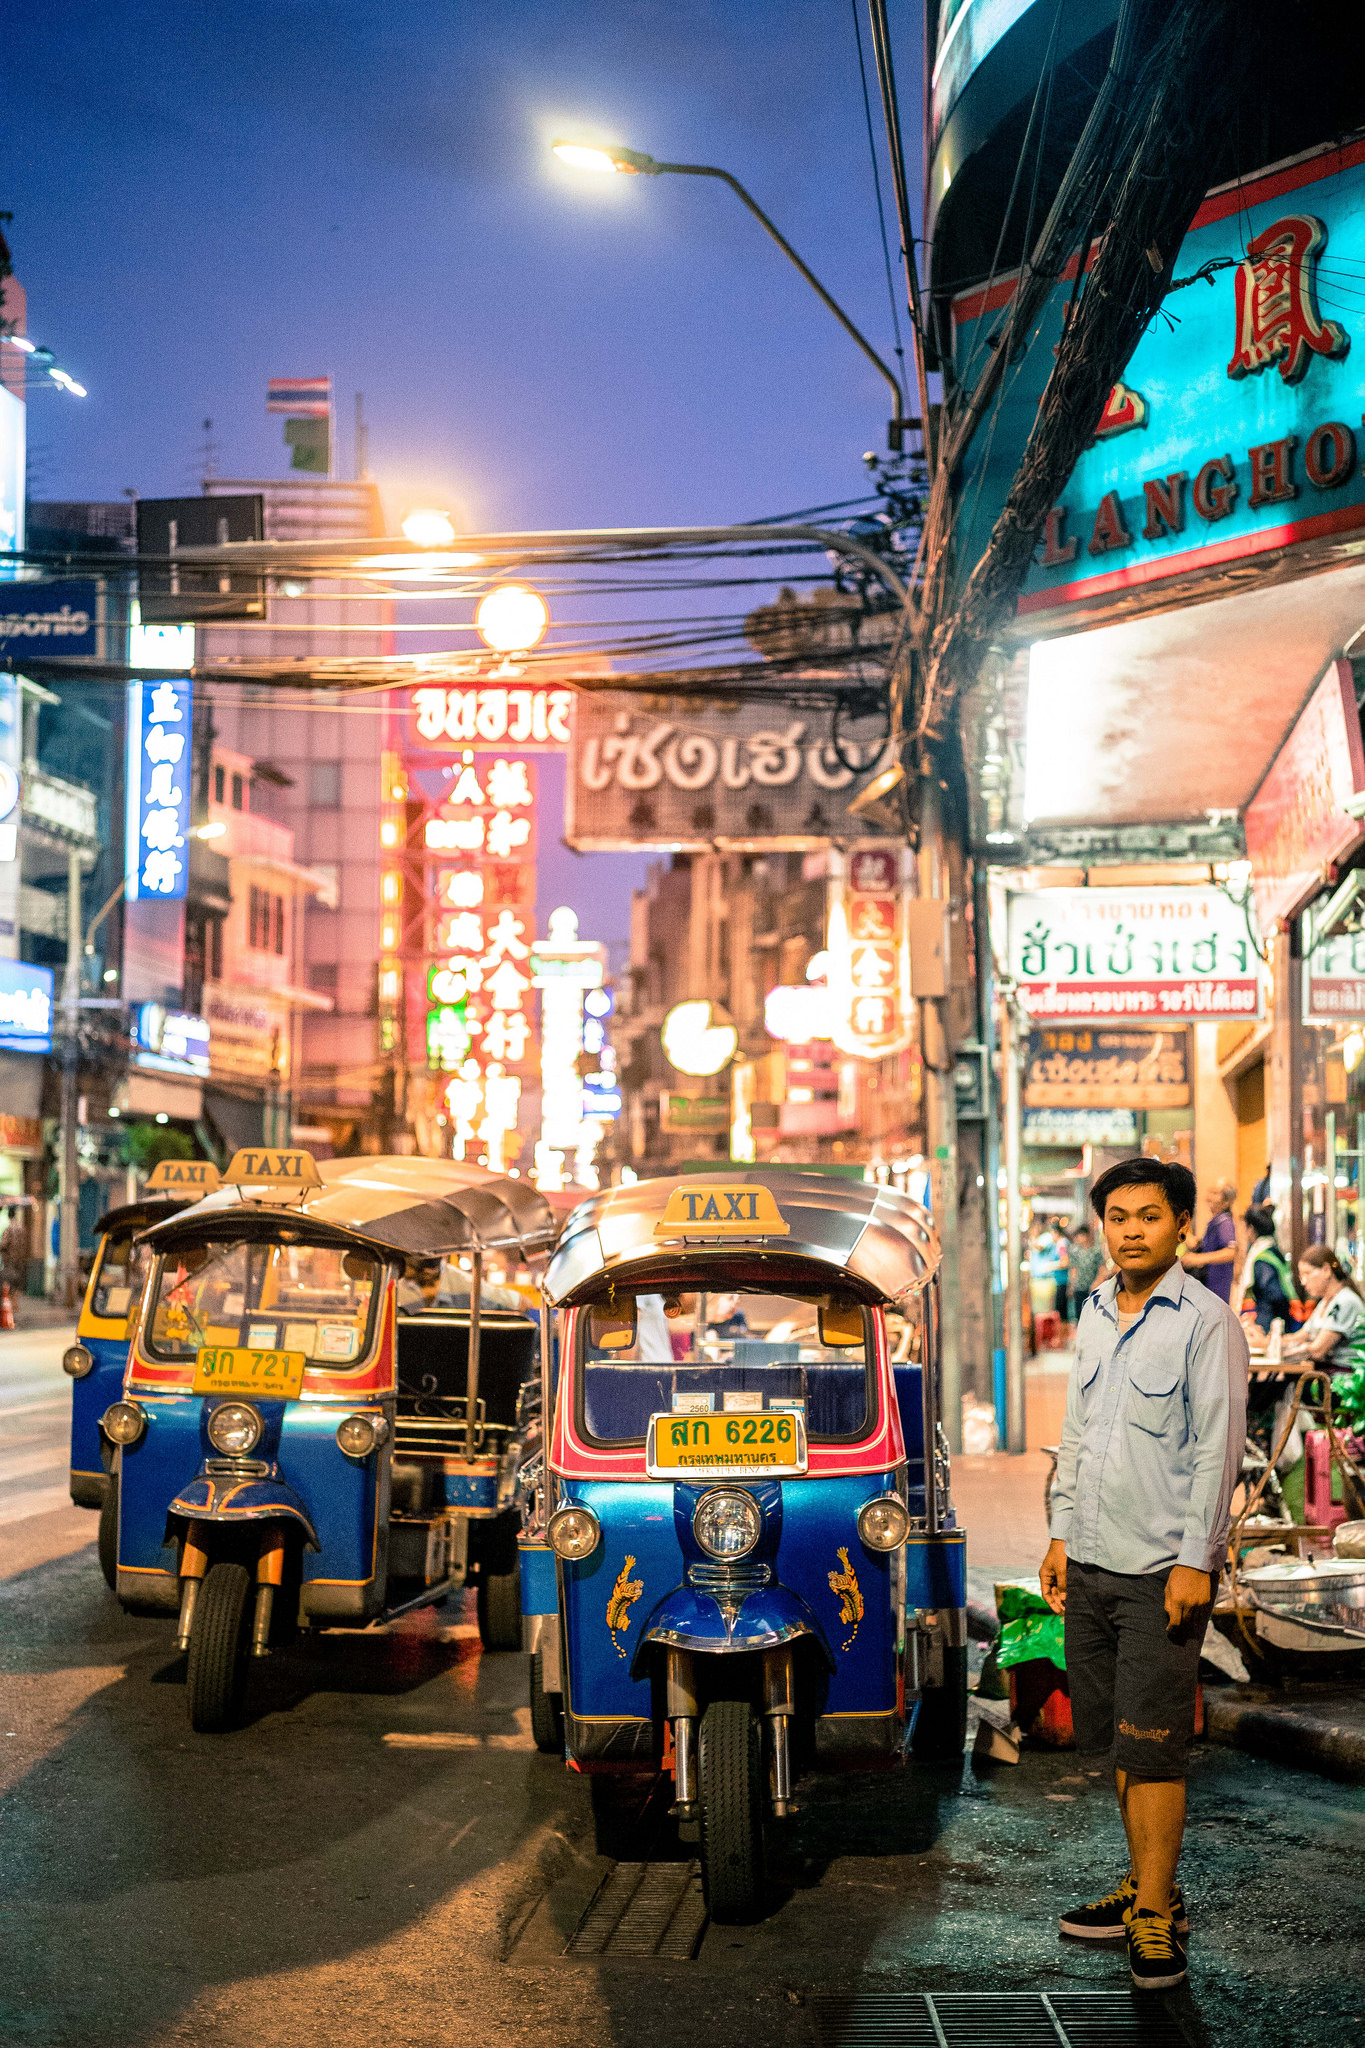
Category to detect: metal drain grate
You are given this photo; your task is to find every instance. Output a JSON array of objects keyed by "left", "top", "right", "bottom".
[
  {"left": 564, "top": 1859, "right": 708, "bottom": 1960},
  {"left": 808, "top": 1992, "right": 1189, "bottom": 2047}
]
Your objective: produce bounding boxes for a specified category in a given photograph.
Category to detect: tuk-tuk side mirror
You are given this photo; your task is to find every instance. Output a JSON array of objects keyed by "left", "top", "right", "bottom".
[
  {"left": 818, "top": 1298, "right": 864, "bottom": 1347},
  {"left": 343, "top": 1251, "right": 376, "bottom": 1282},
  {"left": 589, "top": 1302, "right": 638, "bottom": 1352}
]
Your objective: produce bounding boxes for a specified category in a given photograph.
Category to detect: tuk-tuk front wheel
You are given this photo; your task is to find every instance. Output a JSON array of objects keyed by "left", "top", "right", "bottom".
[
  {"left": 97, "top": 1474, "right": 119, "bottom": 1593},
  {"left": 186, "top": 1561, "right": 252, "bottom": 1733},
  {"left": 529, "top": 1650, "right": 564, "bottom": 1755},
  {"left": 477, "top": 1563, "right": 522, "bottom": 1652},
  {"left": 697, "top": 1698, "right": 765, "bottom": 1923}
]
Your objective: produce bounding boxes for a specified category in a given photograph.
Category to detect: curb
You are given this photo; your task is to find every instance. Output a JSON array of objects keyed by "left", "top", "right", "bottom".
[{"left": 1203, "top": 1693, "right": 1365, "bottom": 1783}]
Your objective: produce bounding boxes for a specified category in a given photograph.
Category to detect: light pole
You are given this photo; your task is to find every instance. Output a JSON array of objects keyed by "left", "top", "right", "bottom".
[{"left": 552, "top": 141, "right": 914, "bottom": 450}]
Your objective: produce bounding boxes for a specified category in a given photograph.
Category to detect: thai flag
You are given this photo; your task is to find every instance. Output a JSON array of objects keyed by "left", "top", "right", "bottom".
[{"left": 266, "top": 376, "right": 331, "bottom": 417}]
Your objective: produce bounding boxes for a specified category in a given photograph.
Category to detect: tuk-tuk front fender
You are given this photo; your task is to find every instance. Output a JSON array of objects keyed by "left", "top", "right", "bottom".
[
  {"left": 167, "top": 1469, "right": 320, "bottom": 1550},
  {"left": 631, "top": 1581, "right": 835, "bottom": 1676}
]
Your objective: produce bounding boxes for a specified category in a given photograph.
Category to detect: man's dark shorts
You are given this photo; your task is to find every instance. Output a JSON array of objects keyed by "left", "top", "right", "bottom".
[{"left": 1065, "top": 1560, "right": 1204, "bottom": 1780}]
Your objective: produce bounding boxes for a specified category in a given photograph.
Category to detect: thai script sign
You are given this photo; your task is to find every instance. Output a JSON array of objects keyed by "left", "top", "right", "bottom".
[
  {"left": 124, "top": 676, "right": 193, "bottom": 901},
  {"left": 410, "top": 684, "right": 573, "bottom": 751},
  {"left": 1022, "top": 1106, "right": 1140, "bottom": 1148},
  {"left": 0, "top": 579, "right": 97, "bottom": 656},
  {"left": 566, "top": 694, "right": 896, "bottom": 850},
  {"left": 1244, "top": 660, "right": 1365, "bottom": 932},
  {"left": 949, "top": 138, "right": 1365, "bottom": 615},
  {"left": 1024, "top": 1027, "right": 1190, "bottom": 1109},
  {"left": 1008, "top": 887, "right": 1262, "bottom": 1022},
  {"left": 1306, "top": 928, "right": 1365, "bottom": 1019}
]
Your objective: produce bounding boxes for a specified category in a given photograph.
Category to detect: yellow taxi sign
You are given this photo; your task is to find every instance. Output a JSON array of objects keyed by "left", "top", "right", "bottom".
[
  {"left": 223, "top": 1147, "right": 321, "bottom": 1189},
  {"left": 145, "top": 1158, "right": 222, "bottom": 1196},
  {"left": 653, "top": 1183, "right": 789, "bottom": 1238}
]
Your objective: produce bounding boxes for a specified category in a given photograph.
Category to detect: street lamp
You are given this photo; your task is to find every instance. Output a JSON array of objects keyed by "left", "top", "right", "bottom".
[
  {"left": 401, "top": 508, "right": 458, "bottom": 548},
  {"left": 551, "top": 139, "right": 913, "bottom": 450},
  {"left": 475, "top": 584, "right": 549, "bottom": 654}
]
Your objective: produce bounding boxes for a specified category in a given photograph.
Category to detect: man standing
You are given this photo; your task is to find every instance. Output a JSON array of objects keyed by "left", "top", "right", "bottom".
[
  {"left": 1180, "top": 1179, "right": 1238, "bottom": 1303},
  {"left": 1039, "top": 1157, "right": 1247, "bottom": 1991}
]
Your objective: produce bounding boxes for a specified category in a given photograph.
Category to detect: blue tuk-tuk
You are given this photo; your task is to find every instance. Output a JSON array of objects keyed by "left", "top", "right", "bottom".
[
  {"left": 62, "top": 1158, "right": 221, "bottom": 1587},
  {"left": 108, "top": 1148, "right": 555, "bottom": 1731},
  {"left": 522, "top": 1169, "right": 965, "bottom": 1920}
]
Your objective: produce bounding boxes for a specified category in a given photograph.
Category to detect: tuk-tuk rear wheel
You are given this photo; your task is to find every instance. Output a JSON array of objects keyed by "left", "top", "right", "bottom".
[
  {"left": 529, "top": 1650, "right": 564, "bottom": 1754},
  {"left": 187, "top": 1561, "right": 252, "bottom": 1733},
  {"left": 97, "top": 1475, "right": 119, "bottom": 1593},
  {"left": 477, "top": 1566, "right": 522, "bottom": 1652},
  {"left": 697, "top": 1698, "right": 765, "bottom": 1923}
]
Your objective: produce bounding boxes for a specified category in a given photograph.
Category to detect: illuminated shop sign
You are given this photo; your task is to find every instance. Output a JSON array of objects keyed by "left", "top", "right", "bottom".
[
  {"left": 951, "top": 139, "right": 1365, "bottom": 615},
  {"left": 1244, "top": 660, "right": 1365, "bottom": 932},
  {"left": 1024, "top": 1027, "right": 1190, "bottom": 1109},
  {"left": 124, "top": 676, "right": 193, "bottom": 900},
  {"left": 827, "top": 845, "right": 913, "bottom": 1060},
  {"left": 1007, "top": 888, "right": 1263, "bottom": 1022},
  {"left": 134, "top": 1004, "right": 210, "bottom": 1076},
  {"left": 0, "top": 579, "right": 98, "bottom": 657},
  {"left": 0, "top": 958, "right": 53, "bottom": 1052},
  {"left": 410, "top": 685, "right": 572, "bottom": 750},
  {"left": 1307, "top": 929, "right": 1365, "bottom": 1020}
]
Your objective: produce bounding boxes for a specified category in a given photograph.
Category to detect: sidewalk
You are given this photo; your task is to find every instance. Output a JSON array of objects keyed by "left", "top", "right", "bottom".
[{"left": 1203, "top": 1683, "right": 1365, "bottom": 1782}]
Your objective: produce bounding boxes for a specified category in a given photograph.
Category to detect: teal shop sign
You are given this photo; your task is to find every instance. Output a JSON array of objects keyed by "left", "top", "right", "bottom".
[{"left": 951, "top": 136, "right": 1365, "bottom": 618}]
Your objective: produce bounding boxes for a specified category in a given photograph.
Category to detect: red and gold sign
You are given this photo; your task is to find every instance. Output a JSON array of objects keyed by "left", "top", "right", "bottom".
[{"left": 827, "top": 845, "right": 912, "bottom": 1060}]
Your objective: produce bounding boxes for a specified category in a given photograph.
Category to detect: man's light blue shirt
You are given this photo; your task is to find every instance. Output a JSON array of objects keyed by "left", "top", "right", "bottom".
[{"left": 1049, "top": 1262, "right": 1248, "bottom": 1576}]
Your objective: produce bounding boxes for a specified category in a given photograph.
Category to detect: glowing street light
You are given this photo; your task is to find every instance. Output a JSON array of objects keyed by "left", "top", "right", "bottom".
[
  {"left": 550, "top": 138, "right": 911, "bottom": 448},
  {"left": 475, "top": 584, "right": 549, "bottom": 654},
  {"left": 401, "top": 507, "right": 458, "bottom": 548}
]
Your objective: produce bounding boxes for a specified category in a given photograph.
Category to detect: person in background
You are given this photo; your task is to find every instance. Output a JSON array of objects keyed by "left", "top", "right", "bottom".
[
  {"left": 1235, "top": 1205, "right": 1296, "bottom": 1334},
  {"left": 1053, "top": 1222, "right": 1072, "bottom": 1319},
  {"left": 1029, "top": 1220, "right": 1063, "bottom": 1329},
  {"left": 1180, "top": 1181, "right": 1238, "bottom": 1302},
  {"left": 1282, "top": 1246, "right": 1365, "bottom": 1373},
  {"left": 1067, "top": 1223, "right": 1106, "bottom": 1323}
]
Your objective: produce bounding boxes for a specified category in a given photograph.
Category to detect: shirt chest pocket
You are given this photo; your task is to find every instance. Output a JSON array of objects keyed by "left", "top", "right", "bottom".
[{"left": 1127, "top": 1361, "right": 1185, "bottom": 1439}]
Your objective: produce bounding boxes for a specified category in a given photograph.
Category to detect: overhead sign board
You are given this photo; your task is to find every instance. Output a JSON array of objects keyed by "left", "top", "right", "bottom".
[
  {"left": 1306, "top": 927, "right": 1365, "bottom": 1019},
  {"left": 0, "top": 958, "right": 53, "bottom": 1052},
  {"left": 566, "top": 693, "right": 897, "bottom": 850},
  {"left": 1244, "top": 660, "right": 1365, "bottom": 932},
  {"left": 0, "top": 579, "right": 98, "bottom": 659},
  {"left": 1024, "top": 1026, "right": 1190, "bottom": 1108},
  {"left": 135, "top": 494, "right": 264, "bottom": 621},
  {"left": 125, "top": 676, "right": 193, "bottom": 901},
  {"left": 1022, "top": 1106, "right": 1140, "bottom": 1148},
  {"left": 410, "top": 684, "right": 573, "bottom": 751},
  {"left": 134, "top": 1004, "right": 210, "bottom": 1077},
  {"left": 1008, "top": 887, "right": 1262, "bottom": 1022}
]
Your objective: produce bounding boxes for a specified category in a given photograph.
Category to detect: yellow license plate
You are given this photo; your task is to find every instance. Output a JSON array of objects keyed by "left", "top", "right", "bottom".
[
  {"left": 192, "top": 1346, "right": 307, "bottom": 1399},
  {"left": 646, "top": 1410, "right": 808, "bottom": 1478}
]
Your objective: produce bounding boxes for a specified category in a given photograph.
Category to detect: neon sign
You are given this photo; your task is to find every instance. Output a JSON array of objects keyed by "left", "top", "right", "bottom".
[
  {"left": 411, "top": 685, "right": 572, "bottom": 750},
  {"left": 125, "top": 676, "right": 193, "bottom": 900}
]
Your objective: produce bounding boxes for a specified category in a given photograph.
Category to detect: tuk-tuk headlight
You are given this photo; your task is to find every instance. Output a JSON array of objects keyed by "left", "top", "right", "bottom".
[
  {"left": 101, "top": 1400, "right": 146, "bottom": 1446},
  {"left": 693, "top": 1489, "right": 762, "bottom": 1561},
  {"left": 547, "top": 1504, "right": 601, "bottom": 1560},
  {"left": 206, "top": 1402, "right": 263, "bottom": 1456},
  {"left": 857, "top": 1495, "right": 911, "bottom": 1551},
  {"left": 336, "top": 1412, "right": 390, "bottom": 1459},
  {"left": 63, "top": 1344, "right": 95, "bottom": 1378}
]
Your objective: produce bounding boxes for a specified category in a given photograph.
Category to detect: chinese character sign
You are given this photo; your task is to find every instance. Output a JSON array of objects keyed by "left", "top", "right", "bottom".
[
  {"left": 1227, "top": 214, "right": 1349, "bottom": 386},
  {"left": 1007, "top": 887, "right": 1263, "bottom": 1022},
  {"left": 827, "top": 845, "right": 912, "bottom": 1060},
  {"left": 125, "top": 677, "right": 192, "bottom": 901}
]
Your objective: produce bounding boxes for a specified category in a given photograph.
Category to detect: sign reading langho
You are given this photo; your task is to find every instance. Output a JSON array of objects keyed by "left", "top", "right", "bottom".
[
  {"left": 1008, "top": 887, "right": 1262, "bottom": 1022},
  {"left": 566, "top": 694, "right": 895, "bottom": 850}
]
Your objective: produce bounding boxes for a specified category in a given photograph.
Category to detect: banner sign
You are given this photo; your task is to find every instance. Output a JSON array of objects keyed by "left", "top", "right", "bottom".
[
  {"left": 1244, "top": 660, "right": 1365, "bottom": 932},
  {"left": 0, "top": 958, "right": 54, "bottom": 1052},
  {"left": 1306, "top": 928, "right": 1365, "bottom": 1018},
  {"left": 0, "top": 579, "right": 97, "bottom": 658},
  {"left": 1008, "top": 887, "right": 1261, "bottom": 1022},
  {"left": 827, "top": 845, "right": 913, "bottom": 1060},
  {"left": 1022, "top": 1106, "right": 1140, "bottom": 1148},
  {"left": 410, "top": 684, "right": 573, "bottom": 751},
  {"left": 566, "top": 693, "right": 896, "bottom": 850},
  {"left": 125, "top": 676, "right": 193, "bottom": 901},
  {"left": 1024, "top": 1026, "right": 1190, "bottom": 1108}
]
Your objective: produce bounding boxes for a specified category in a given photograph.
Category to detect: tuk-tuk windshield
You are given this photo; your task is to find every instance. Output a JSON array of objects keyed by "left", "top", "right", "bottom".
[
  {"left": 578, "top": 1287, "right": 874, "bottom": 1445},
  {"left": 145, "top": 1239, "right": 382, "bottom": 1367},
  {"left": 91, "top": 1230, "right": 151, "bottom": 1322}
]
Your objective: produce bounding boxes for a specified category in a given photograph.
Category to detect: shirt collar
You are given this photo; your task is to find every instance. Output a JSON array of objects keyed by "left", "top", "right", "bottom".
[{"left": 1096, "top": 1260, "right": 1186, "bottom": 1319}]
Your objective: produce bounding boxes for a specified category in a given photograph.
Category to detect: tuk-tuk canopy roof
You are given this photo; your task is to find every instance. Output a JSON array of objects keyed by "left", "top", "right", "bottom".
[
  {"left": 543, "top": 1169, "right": 941, "bottom": 1309},
  {"left": 93, "top": 1196, "right": 191, "bottom": 1240},
  {"left": 138, "top": 1155, "right": 557, "bottom": 1262}
]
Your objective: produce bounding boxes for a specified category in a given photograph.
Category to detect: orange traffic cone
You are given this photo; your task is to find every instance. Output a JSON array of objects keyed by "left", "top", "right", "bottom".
[{"left": 0, "top": 1283, "right": 14, "bottom": 1330}]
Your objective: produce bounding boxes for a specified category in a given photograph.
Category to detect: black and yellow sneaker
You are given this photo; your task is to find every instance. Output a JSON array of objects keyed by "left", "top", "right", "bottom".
[
  {"left": 1059, "top": 1876, "right": 1188, "bottom": 1940},
  {"left": 1127, "top": 1907, "right": 1188, "bottom": 1990}
]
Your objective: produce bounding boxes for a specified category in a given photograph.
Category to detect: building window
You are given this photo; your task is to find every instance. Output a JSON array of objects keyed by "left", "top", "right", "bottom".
[
  {"left": 231, "top": 772, "right": 245, "bottom": 812},
  {"left": 308, "top": 962, "right": 339, "bottom": 995},
  {"left": 309, "top": 760, "right": 342, "bottom": 808},
  {"left": 208, "top": 916, "right": 223, "bottom": 980},
  {"left": 274, "top": 894, "right": 285, "bottom": 954},
  {"left": 248, "top": 885, "right": 286, "bottom": 952},
  {"left": 213, "top": 764, "right": 225, "bottom": 804}
]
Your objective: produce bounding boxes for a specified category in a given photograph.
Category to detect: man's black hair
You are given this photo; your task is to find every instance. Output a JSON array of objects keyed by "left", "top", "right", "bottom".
[{"left": 1090, "top": 1155, "right": 1196, "bottom": 1223}]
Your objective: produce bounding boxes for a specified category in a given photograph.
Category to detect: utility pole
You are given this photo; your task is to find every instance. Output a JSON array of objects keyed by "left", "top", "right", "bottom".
[
  {"left": 917, "top": 771, "right": 962, "bottom": 1454},
  {"left": 998, "top": 984, "right": 1027, "bottom": 1455},
  {"left": 57, "top": 846, "right": 83, "bottom": 1308}
]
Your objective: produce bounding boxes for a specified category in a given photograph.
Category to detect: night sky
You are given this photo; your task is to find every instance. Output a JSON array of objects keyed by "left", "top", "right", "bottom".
[{"left": 5, "top": 0, "right": 923, "bottom": 944}]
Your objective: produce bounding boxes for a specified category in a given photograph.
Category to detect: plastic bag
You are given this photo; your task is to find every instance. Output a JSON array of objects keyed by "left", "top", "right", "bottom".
[{"left": 995, "top": 1610, "right": 1067, "bottom": 1672}]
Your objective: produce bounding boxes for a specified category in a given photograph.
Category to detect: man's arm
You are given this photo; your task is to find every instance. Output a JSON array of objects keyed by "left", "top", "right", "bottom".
[
  {"left": 1176, "top": 1303, "right": 1249, "bottom": 1576},
  {"left": 1040, "top": 1307, "right": 1088, "bottom": 1611}
]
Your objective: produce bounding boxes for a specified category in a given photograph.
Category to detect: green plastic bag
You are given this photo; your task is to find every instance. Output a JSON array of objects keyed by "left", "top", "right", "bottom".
[
  {"left": 1332, "top": 1364, "right": 1365, "bottom": 1435},
  {"left": 996, "top": 1610, "right": 1067, "bottom": 1673}
]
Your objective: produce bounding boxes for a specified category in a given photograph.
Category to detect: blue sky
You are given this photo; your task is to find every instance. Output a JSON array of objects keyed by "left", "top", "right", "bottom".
[{"left": 5, "top": 0, "right": 923, "bottom": 940}]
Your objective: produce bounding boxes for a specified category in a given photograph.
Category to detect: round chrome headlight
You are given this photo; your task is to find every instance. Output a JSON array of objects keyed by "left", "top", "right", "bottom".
[
  {"left": 101, "top": 1400, "right": 146, "bottom": 1446},
  {"left": 547, "top": 1503, "right": 602, "bottom": 1561},
  {"left": 206, "top": 1402, "right": 263, "bottom": 1456},
  {"left": 857, "top": 1494, "right": 912, "bottom": 1551},
  {"left": 336, "top": 1411, "right": 390, "bottom": 1459},
  {"left": 63, "top": 1344, "right": 95, "bottom": 1379},
  {"left": 693, "top": 1489, "right": 762, "bottom": 1561}
]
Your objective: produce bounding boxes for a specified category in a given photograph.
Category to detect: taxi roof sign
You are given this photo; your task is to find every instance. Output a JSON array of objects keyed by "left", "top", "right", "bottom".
[
  {"left": 223, "top": 1147, "right": 321, "bottom": 1189},
  {"left": 653, "top": 1183, "right": 790, "bottom": 1238},
  {"left": 145, "top": 1158, "right": 222, "bottom": 1195}
]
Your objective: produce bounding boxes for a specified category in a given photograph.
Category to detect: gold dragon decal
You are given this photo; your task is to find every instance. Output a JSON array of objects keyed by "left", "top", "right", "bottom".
[
  {"left": 606, "top": 1554, "right": 644, "bottom": 1659},
  {"left": 828, "top": 1546, "right": 864, "bottom": 1651}
]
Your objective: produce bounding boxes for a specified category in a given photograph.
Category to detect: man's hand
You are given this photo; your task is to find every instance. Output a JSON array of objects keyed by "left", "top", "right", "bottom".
[
  {"left": 1040, "top": 1537, "right": 1068, "bottom": 1614},
  {"left": 1164, "top": 1564, "right": 1213, "bottom": 1640}
]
